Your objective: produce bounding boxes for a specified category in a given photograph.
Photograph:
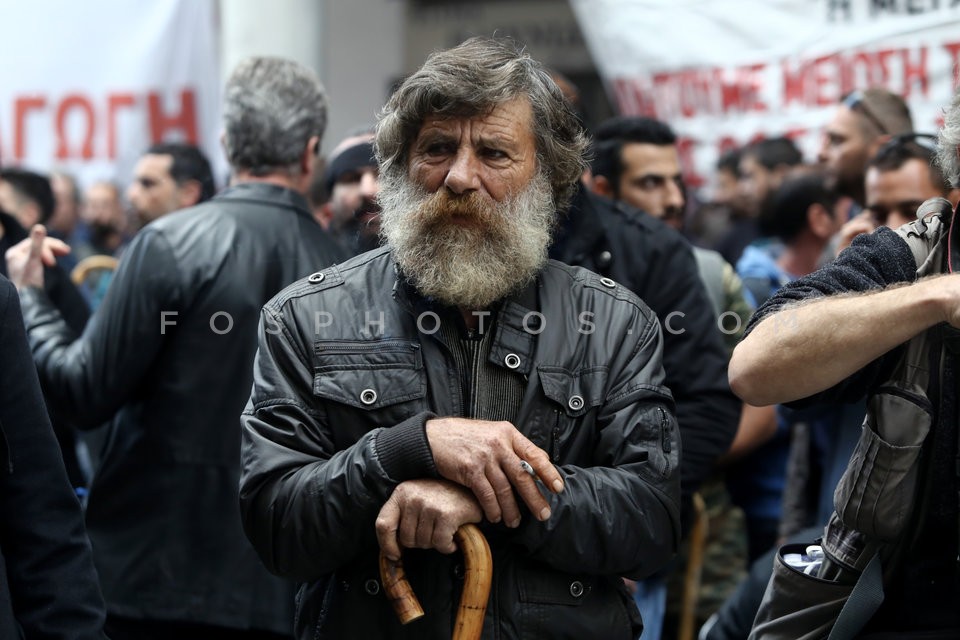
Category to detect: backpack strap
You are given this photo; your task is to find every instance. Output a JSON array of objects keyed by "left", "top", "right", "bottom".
[{"left": 827, "top": 553, "right": 884, "bottom": 640}]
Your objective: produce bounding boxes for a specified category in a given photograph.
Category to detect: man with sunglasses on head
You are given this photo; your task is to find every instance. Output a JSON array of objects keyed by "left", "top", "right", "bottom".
[
  {"left": 818, "top": 88, "right": 913, "bottom": 209},
  {"left": 729, "top": 89, "right": 960, "bottom": 638},
  {"left": 836, "top": 133, "right": 960, "bottom": 252}
]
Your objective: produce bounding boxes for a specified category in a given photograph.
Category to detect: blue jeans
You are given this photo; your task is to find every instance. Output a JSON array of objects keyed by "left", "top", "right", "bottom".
[{"left": 634, "top": 574, "right": 667, "bottom": 640}]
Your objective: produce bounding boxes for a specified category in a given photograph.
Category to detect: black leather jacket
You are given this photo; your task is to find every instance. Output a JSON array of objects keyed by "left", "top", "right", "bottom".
[
  {"left": 551, "top": 185, "right": 739, "bottom": 526},
  {"left": 0, "top": 275, "right": 107, "bottom": 640},
  {"left": 240, "top": 248, "right": 682, "bottom": 639},
  {"left": 19, "top": 183, "right": 347, "bottom": 632}
]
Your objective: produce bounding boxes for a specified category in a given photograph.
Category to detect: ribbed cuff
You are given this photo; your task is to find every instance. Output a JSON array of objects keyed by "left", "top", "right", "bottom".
[{"left": 374, "top": 411, "right": 438, "bottom": 482}]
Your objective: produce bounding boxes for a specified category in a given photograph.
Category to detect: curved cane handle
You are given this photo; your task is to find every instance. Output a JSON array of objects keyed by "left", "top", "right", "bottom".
[{"left": 379, "top": 523, "right": 493, "bottom": 640}]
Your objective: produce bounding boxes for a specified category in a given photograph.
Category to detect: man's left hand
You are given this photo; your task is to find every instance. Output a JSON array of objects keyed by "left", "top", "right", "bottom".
[{"left": 425, "top": 417, "right": 564, "bottom": 528}]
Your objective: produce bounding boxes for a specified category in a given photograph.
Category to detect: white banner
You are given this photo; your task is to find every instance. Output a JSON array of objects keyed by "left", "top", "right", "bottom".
[
  {"left": 0, "top": 0, "right": 222, "bottom": 192},
  {"left": 570, "top": 0, "right": 960, "bottom": 195}
]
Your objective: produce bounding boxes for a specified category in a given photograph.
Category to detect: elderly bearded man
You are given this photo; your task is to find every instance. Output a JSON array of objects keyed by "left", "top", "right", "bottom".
[{"left": 239, "top": 38, "right": 681, "bottom": 640}]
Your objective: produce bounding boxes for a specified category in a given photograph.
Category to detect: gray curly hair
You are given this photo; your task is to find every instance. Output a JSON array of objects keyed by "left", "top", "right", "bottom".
[
  {"left": 937, "top": 88, "right": 960, "bottom": 188},
  {"left": 375, "top": 37, "right": 588, "bottom": 211},
  {"left": 222, "top": 57, "right": 328, "bottom": 176}
]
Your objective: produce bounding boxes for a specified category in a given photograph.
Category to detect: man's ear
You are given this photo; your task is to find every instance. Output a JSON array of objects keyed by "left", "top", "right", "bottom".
[
  {"left": 301, "top": 135, "right": 321, "bottom": 177},
  {"left": 315, "top": 202, "right": 333, "bottom": 230},
  {"left": 178, "top": 180, "right": 202, "bottom": 207},
  {"left": 591, "top": 174, "right": 615, "bottom": 199},
  {"left": 807, "top": 202, "right": 835, "bottom": 239}
]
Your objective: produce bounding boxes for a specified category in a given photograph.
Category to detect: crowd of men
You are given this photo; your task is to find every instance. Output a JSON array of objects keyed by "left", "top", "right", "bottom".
[{"left": 1, "top": 35, "right": 959, "bottom": 640}]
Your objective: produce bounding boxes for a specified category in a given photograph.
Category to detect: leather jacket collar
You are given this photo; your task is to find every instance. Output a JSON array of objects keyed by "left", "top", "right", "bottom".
[{"left": 390, "top": 258, "right": 540, "bottom": 376}]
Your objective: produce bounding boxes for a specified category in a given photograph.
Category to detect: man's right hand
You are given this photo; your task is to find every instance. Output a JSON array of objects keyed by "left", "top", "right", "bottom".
[
  {"left": 835, "top": 211, "right": 877, "bottom": 254},
  {"left": 425, "top": 417, "right": 564, "bottom": 529},
  {"left": 375, "top": 478, "right": 482, "bottom": 562},
  {"left": 4, "top": 225, "right": 70, "bottom": 290}
]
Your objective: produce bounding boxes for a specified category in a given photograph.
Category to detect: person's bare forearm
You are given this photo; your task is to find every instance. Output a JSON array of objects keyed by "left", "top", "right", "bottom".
[{"left": 729, "top": 276, "right": 953, "bottom": 406}]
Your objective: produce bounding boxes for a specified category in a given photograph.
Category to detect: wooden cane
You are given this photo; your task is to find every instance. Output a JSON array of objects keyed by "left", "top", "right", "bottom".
[{"left": 379, "top": 523, "right": 493, "bottom": 640}]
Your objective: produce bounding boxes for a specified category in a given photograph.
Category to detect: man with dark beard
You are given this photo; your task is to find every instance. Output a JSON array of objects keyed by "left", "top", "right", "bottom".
[
  {"left": 239, "top": 37, "right": 681, "bottom": 639},
  {"left": 817, "top": 88, "right": 913, "bottom": 209},
  {"left": 318, "top": 128, "right": 383, "bottom": 256}
]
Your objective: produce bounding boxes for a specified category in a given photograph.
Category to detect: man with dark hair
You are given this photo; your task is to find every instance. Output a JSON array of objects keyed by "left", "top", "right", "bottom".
[
  {"left": 79, "top": 181, "right": 128, "bottom": 258},
  {"left": 6, "top": 55, "right": 346, "bottom": 639},
  {"left": 240, "top": 37, "right": 681, "bottom": 639},
  {"left": 705, "top": 143, "right": 951, "bottom": 640},
  {"left": 556, "top": 121, "right": 738, "bottom": 541},
  {"left": 762, "top": 172, "right": 841, "bottom": 255},
  {"left": 0, "top": 168, "right": 56, "bottom": 228},
  {"left": 317, "top": 127, "right": 381, "bottom": 256},
  {"left": 591, "top": 116, "right": 685, "bottom": 225},
  {"left": 837, "top": 133, "right": 957, "bottom": 251},
  {"left": 712, "top": 137, "right": 805, "bottom": 267},
  {"left": 0, "top": 168, "right": 90, "bottom": 489},
  {"left": 818, "top": 88, "right": 913, "bottom": 207},
  {"left": 49, "top": 170, "right": 82, "bottom": 241},
  {"left": 739, "top": 137, "right": 804, "bottom": 217},
  {"left": 728, "top": 87, "right": 960, "bottom": 639},
  {"left": 587, "top": 114, "right": 760, "bottom": 636},
  {"left": 126, "top": 142, "right": 216, "bottom": 227}
]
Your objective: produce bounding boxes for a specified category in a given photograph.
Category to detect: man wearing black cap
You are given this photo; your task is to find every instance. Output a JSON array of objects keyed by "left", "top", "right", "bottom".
[{"left": 319, "top": 128, "right": 382, "bottom": 256}]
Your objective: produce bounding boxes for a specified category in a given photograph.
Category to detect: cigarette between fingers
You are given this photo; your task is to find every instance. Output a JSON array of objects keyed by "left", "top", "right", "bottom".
[{"left": 519, "top": 460, "right": 536, "bottom": 477}]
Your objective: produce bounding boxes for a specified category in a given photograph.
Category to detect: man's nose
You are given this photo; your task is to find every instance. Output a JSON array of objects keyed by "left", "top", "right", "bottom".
[
  {"left": 444, "top": 148, "right": 481, "bottom": 195},
  {"left": 817, "top": 135, "right": 830, "bottom": 164},
  {"left": 359, "top": 170, "right": 379, "bottom": 198},
  {"left": 666, "top": 180, "right": 685, "bottom": 210}
]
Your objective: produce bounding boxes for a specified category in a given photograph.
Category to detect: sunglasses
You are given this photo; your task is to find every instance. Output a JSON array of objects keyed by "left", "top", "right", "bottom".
[
  {"left": 874, "top": 132, "right": 939, "bottom": 161},
  {"left": 842, "top": 90, "right": 889, "bottom": 135}
]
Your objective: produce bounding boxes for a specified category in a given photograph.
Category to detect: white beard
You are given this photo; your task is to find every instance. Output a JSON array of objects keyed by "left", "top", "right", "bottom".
[{"left": 378, "top": 170, "right": 556, "bottom": 310}]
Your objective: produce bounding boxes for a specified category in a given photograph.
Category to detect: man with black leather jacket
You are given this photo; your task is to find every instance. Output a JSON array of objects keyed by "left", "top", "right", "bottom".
[
  {"left": 552, "top": 182, "right": 740, "bottom": 527},
  {"left": 240, "top": 38, "right": 681, "bottom": 639},
  {"left": 6, "top": 57, "right": 346, "bottom": 639}
]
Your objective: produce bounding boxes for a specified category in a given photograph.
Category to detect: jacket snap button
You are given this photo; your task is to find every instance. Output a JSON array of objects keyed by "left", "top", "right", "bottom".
[
  {"left": 364, "top": 579, "right": 380, "bottom": 595},
  {"left": 308, "top": 272, "right": 325, "bottom": 283},
  {"left": 597, "top": 250, "right": 612, "bottom": 268},
  {"left": 504, "top": 353, "right": 521, "bottom": 369},
  {"left": 569, "top": 581, "right": 584, "bottom": 598},
  {"left": 360, "top": 389, "right": 377, "bottom": 405},
  {"left": 599, "top": 277, "right": 616, "bottom": 288},
  {"left": 568, "top": 395, "right": 584, "bottom": 411}
]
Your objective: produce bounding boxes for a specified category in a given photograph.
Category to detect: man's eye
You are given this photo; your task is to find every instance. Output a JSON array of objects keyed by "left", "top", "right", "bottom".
[
  {"left": 425, "top": 142, "right": 454, "bottom": 156},
  {"left": 482, "top": 148, "right": 507, "bottom": 159},
  {"left": 337, "top": 171, "right": 361, "bottom": 185},
  {"left": 868, "top": 207, "right": 888, "bottom": 225},
  {"left": 639, "top": 176, "right": 665, "bottom": 190},
  {"left": 139, "top": 179, "right": 157, "bottom": 188}
]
